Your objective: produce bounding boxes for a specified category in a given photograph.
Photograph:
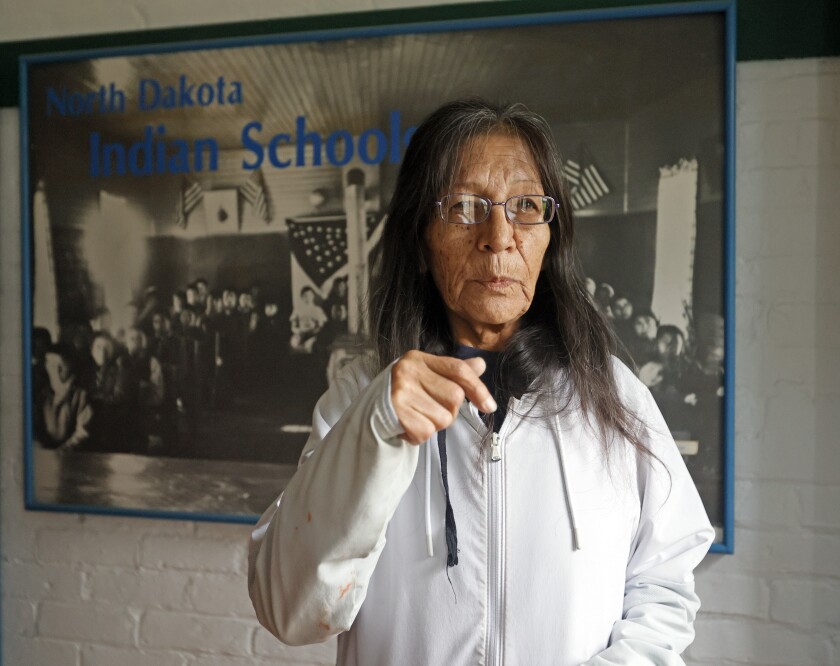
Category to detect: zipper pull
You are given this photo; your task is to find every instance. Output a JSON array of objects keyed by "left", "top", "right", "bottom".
[{"left": 490, "top": 432, "right": 502, "bottom": 462}]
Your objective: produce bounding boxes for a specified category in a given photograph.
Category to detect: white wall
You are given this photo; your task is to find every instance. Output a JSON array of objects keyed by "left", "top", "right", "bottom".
[
  {"left": 2, "top": 3, "right": 839, "bottom": 665},
  {"left": 684, "top": 57, "right": 840, "bottom": 666}
]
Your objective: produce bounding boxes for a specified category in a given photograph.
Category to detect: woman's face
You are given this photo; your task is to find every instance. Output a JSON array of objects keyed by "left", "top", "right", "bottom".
[{"left": 424, "top": 133, "right": 551, "bottom": 348}]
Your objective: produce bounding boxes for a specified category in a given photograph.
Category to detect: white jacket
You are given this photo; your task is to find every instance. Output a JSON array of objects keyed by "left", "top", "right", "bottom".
[{"left": 249, "top": 357, "right": 714, "bottom": 666}]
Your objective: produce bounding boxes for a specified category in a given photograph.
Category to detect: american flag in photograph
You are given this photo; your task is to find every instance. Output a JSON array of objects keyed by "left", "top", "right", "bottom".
[
  {"left": 175, "top": 177, "right": 203, "bottom": 228},
  {"left": 288, "top": 219, "right": 348, "bottom": 288},
  {"left": 241, "top": 168, "right": 270, "bottom": 222}
]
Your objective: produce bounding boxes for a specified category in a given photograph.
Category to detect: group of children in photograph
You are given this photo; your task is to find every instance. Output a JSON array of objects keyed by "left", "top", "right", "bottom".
[
  {"left": 587, "top": 277, "right": 725, "bottom": 518},
  {"left": 588, "top": 277, "right": 725, "bottom": 432},
  {"left": 33, "top": 270, "right": 720, "bottom": 501},
  {"left": 32, "top": 275, "right": 346, "bottom": 456}
]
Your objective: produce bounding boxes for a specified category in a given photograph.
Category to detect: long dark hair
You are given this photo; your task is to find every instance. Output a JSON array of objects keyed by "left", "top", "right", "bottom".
[{"left": 368, "top": 99, "right": 648, "bottom": 457}]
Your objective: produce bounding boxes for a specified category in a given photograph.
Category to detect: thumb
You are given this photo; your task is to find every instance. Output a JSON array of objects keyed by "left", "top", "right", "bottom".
[{"left": 463, "top": 356, "right": 487, "bottom": 377}]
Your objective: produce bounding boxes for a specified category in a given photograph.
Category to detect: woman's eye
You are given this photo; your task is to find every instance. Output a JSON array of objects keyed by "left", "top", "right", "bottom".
[{"left": 448, "top": 197, "right": 484, "bottom": 219}]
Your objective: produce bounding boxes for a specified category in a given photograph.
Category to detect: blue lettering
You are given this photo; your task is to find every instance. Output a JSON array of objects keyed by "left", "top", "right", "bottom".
[
  {"left": 326, "top": 130, "right": 353, "bottom": 166},
  {"left": 178, "top": 75, "right": 195, "bottom": 107},
  {"left": 139, "top": 79, "right": 160, "bottom": 111},
  {"left": 268, "top": 133, "right": 292, "bottom": 168},
  {"left": 168, "top": 141, "right": 190, "bottom": 173},
  {"left": 89, "top": 132, "right": 101, "bottom": 176},
  {"left": 296, "top": 116, "right": 321, "bottom": 167},
  {"left": 241, "top": 121, "right": 264, "bottom": 169},
  {"left": 155, "top": 125, "right": 167, "bottom": 173},
  {"left": 68, "top": 93, "right": 86, "bottom": 115},
  {"left": 102, "top": 142, "right": 127, "bottom": 177},
  {"left": 359, "top": 128, "right": 387, "bottom": 165},
  {"left": 108, "top": 83, "right": 126, "bottom": 113},
  {"left": 45, "top": 87, "right": 66, "bottom": 116},
  {"left": 197, "top": 83, "right": 213, "bottom": 106},
  {"left": 47, "top": 84, "right": 125, "bottom": 117},
  {"left": 239, "top": 110, "right": 411, "bottom": 171},
  {"left": 388, "top": 110, "right": 416, "bottom": 161},
  {"left": 128, "top": 125, "right": 154, "bottom": 176},
  {"left": 227, "top": 80, "right": 243, "bottom": 105},
  {"left": 389, "top": 110, "right": 402, "bottom": 163},
  {"left": 89, "top": 125, "right": 217, "bottom": 177},
  {"left": 194, "top": 138, "right": 219, "bottom": 172}
]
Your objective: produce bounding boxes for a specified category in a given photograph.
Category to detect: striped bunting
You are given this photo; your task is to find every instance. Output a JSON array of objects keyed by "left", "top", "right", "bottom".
[
  {"left": 241, "top": 168, "right": 270, "bottom": 223},
  {"left": 570, "top": 163, "right": 610, "bottom": 211},
  {"left": 562, "top": 158, "right": 581, "bottom": 189},
  {"left": 174, "top": 177, "right": 203, "bottom": 228}
]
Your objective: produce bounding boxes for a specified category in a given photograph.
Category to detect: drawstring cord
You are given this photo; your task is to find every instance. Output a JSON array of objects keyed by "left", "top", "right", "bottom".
[
  {"left": 424, "top": 439, "right": 434, "bottom": 557},
  {"left": 438, "top": 429, "right": 459, "bottom": 567},
  {"left": 422, "top": 430, "right": 460, "bottom": 567},
  {"left": 555, "top": 414, "right": 582, "bottom": 550},
  {"left": 423, "top": 415, "right": 580, "bottom": 564}
]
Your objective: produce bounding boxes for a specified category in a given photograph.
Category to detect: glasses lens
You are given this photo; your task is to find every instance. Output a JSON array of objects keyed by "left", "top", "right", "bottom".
[
  {"left": 441, "top": 194, "right": 488, "bottom": 225},
  {"left": 507, "top": 195, "right": 553, "bottom": 224}
]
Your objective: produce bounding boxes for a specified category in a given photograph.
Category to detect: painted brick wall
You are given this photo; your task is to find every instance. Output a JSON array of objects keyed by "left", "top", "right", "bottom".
[
  {"left": 683, "top": 57, "right": 840, "bottom": 666},
  {"left": 1, "top": 4, "right": 839, "bottom": 664}
]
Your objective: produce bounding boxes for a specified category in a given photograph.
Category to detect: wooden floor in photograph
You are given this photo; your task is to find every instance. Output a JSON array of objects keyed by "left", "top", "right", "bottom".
[{"left": 33, "top": 447, "right": 295, "bottom": 517}]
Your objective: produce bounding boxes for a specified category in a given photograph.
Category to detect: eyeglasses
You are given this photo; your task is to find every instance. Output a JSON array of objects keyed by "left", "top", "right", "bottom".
[{"left": 435, "top": 193, "right": 557, "bottom": 226}]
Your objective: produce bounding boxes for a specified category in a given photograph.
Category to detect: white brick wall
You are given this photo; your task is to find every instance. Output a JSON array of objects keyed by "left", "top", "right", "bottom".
[
  {"left": 683, "top": 57, "right": 840, "bottom": 666},
  {"left": 1, "top": 4, "right": 839, "bottom": 663}
]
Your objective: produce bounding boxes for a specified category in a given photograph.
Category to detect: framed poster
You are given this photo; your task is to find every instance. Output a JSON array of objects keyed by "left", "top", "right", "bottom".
[{"left": 20, "top": 1, "right": 735, "bottom": 552}]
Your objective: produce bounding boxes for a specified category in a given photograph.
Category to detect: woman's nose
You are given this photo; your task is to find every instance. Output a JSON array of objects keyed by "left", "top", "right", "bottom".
[{"left": 477, "top": 204, "right": 515, "bottom": 253}]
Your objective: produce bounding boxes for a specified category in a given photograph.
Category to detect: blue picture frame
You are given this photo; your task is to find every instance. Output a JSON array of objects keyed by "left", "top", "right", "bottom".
[{"left": 20, "top": 1, "right": 735, "bottom": 553}]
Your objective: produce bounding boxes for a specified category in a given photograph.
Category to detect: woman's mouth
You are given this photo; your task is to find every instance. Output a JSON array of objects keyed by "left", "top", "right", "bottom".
[{"left": 477, "top": 277, "right": 516, "bottom": 291}]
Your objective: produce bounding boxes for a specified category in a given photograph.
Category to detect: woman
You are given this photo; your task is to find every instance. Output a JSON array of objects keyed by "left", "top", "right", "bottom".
[{"left": 249, "top": 99, "right": 713, "bottom": 665}]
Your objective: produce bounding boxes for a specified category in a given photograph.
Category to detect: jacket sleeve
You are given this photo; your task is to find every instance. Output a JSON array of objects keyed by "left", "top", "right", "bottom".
[
  {"left": 247, "top": 360, "right": 419, "bottom": 646},
  {"left": 582, "top": 367, "right": 715, "bottom": 666}
]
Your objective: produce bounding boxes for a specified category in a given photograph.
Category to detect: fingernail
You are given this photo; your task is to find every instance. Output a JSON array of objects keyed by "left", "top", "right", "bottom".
[{"left": 484, "top": 397, "right": 497, "bottom": 413}]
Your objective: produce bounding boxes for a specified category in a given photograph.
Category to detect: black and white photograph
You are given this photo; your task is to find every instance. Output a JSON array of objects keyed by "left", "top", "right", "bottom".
[{"left": 22, "top": 8, "right": 732, "bottom": 543}]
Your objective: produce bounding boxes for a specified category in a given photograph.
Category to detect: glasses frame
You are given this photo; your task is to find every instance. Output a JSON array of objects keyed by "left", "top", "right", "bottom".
[{"left": 435, "top": 193, "right": 558, "bottom": 226}]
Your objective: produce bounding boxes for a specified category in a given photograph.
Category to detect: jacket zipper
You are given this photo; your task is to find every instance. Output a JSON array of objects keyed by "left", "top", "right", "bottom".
[
  {"left": 486, "top": 430, "right": 505, "bottom": 666},
  {"left": 490, "top": 432, "right": 502, "bottom": 462}
]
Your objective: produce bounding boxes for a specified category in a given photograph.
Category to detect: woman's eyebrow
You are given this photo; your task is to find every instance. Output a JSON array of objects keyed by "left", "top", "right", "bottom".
[{"left": 450, "top": 178, "right": 542, "bottom": 190}]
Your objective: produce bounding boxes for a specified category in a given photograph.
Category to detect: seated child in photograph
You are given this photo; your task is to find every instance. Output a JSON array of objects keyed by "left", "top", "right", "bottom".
[
  {"left": 35, "top": 343, "right": 93, "bottom": 451},
  {"left": 289, "top": 286, "right": 327, "bottom": 353}
]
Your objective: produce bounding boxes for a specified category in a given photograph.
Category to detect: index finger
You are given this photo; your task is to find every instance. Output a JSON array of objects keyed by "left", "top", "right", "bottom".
[{"left": 428, "top": 355, "right": 497, "bottom": 414}]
